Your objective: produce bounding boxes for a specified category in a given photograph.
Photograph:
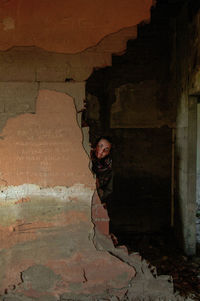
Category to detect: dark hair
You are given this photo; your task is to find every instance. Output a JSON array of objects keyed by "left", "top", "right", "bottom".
[{"left": 94, "top": 136, "right": 112, "bottom": 148}]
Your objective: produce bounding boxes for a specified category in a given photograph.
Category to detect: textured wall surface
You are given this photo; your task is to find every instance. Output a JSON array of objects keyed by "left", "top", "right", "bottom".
[
  {"left": 0, "top": 188, "right": 136, "bottom": 299},
  {"left": 111, "top": 81, "right": 160, "bottom": 128},
  {"left": 0, "top": 0, "right": 152, "bottom": 53},
  {"left": 0, "top": 89, "right": 136, "bottom": 299},
  {"left": 0, "top": 1, "right": 180, "bottom": 299},
  {"left": 172, "top": 6, "right": 200, "bottom": 255},
  {"left": 0, "top": 89, "right": 93, "bottom": 187}
]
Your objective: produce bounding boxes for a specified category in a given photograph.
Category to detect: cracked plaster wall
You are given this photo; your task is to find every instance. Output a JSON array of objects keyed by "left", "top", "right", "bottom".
[
  {"left": 0, "top": 88, "right": 137, "bottom": 299},
  {"left": 0, "top": 1, "right": 179, "bottom": 299}
]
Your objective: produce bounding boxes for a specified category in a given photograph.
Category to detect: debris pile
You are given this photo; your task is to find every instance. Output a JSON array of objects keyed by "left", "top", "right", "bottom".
[{"left": 116, "top": 231, "right": 200, "bottom": 300}]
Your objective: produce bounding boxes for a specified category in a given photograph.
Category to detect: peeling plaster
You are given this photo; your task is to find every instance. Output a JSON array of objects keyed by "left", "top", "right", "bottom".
[
  {"left": 0, "top": 89, "right": 94, "bottom": 188},
  {"left": 0, "top": 183, "right": 93, "bottom": 204},
  {"left": 0, "top": 25, "right": 139, "bottom": 83}
]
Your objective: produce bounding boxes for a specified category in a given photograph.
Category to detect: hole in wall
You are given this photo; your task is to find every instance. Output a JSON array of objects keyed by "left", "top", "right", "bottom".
[
  {"left": 84, "top": 0, "right": 182, "bottom": 270},
  {"left": 85, "top": 71, "right": 174, "bottom": 251},
  {"left": 65, "top": 78, "right": 75, "bottom": 82}
]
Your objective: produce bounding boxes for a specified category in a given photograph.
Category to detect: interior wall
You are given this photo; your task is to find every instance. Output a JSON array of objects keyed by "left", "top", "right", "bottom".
[
  {"left": 0, "top": 0, "right": 196, "bottom": 299},
  {"left": 0, "top": 0, "right": 153, "bottom": 53},
  {"left": 111, "top": 128, "right": 171, "bottom": 234},
  {"left": 0, "top": 1, "right": 159, "bottom": 298},
  {"left": 171, "top": 1, "right": 200, "bottom": 255}
]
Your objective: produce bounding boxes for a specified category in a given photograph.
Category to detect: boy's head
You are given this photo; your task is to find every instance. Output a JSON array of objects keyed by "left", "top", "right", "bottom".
[{"left": 95, "top": 138, "right": 111, "bottom": 159}]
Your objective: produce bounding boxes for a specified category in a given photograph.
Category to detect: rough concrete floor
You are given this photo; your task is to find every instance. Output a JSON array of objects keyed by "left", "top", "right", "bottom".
[{"left": 115, "top": 230, "right": 200, "bottom": 301}]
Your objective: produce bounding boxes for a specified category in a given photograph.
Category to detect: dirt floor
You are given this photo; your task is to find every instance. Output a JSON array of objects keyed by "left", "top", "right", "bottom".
[{"left": 115, "top": 230, "right": 200, "bottom": 300}]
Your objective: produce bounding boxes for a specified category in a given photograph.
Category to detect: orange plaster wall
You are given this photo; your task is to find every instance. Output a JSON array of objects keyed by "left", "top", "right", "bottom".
[
  {"left": 0, "top": 0, "right": 153, "bottom": 53},
  {"left": 0, "top": 89, "right": 94, "bottom": 187}
]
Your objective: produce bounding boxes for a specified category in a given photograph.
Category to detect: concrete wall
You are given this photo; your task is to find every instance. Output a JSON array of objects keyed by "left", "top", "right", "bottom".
[{"left": 172, "top": 3, "right": 200, "bottom": 255}]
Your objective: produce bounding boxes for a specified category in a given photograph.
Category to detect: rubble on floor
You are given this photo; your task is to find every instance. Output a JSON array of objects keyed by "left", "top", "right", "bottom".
[{"left": 115, "top": 230, "right": 200, "bottom": 301}]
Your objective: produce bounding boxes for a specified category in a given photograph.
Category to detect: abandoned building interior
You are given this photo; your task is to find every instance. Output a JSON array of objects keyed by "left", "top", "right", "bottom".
[{"left": 0, "top": 0, "right": 200, "bottom": 300}]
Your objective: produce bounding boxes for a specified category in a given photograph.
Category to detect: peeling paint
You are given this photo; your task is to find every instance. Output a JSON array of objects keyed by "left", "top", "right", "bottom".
[
  {"left": 0, "top": 89, "right": 95, "bottom": 188},
  {"left": 0, "top": 183, "right": 93, "bottom": 206}
]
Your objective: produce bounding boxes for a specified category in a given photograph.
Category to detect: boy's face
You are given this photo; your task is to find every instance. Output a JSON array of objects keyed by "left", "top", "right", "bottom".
[{"left": 95, "top": 139, "right": 111, "bottom": 159}]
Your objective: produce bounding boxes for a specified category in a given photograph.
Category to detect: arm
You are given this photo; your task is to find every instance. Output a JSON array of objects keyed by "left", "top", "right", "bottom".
[{"left": 97, "top": 172, "right": 113, "bottom": 203}]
